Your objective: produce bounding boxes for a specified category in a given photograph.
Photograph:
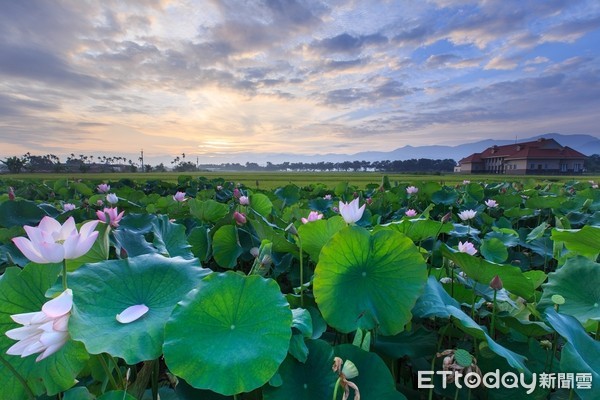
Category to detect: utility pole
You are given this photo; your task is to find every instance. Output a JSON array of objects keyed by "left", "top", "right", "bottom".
[{"left": 140, "top": 149, "right": 144, "bottom": 172}]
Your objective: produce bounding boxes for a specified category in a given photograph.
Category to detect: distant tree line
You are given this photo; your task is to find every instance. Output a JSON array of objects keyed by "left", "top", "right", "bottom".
[
  {"left": 199, "top": 158, "right": 457, "bottom": 172},
  {"left": 1, "top": 153, "right": 457, "bottom": 174}
]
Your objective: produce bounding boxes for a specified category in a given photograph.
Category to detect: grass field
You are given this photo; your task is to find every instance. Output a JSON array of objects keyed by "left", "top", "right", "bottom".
[{"left": 2, "top": 171, "right": 598, "bottom": 189}]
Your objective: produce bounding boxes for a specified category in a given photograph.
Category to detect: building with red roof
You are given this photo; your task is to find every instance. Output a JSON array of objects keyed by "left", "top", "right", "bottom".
[{"left": 458, "top": 138, "right": 587, "bottom": 174}]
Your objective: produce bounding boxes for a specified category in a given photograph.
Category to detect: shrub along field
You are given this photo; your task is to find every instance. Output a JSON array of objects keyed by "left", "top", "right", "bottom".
[
  {"left": 1, "top": 171, "right": 598, "bottom": 189},
  {"left": 0, "top": 174, "right": 598, "bottom": 400}
]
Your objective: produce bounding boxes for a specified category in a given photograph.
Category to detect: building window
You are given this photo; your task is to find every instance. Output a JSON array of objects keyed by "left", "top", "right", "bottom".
[
  {"left": 574, "top": 163, "right": 581, "bottom": 172},
  {"left": 530, "top": 163, "right": 535, "bottom": 169},
  {"left": 560, "top": 163, "right": 567, "bottom": 172}
]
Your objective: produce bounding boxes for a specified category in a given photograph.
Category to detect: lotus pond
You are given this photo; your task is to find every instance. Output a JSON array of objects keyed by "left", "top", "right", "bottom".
[{"left": 0, "top": 176, "right": 598, "bottom": 400}]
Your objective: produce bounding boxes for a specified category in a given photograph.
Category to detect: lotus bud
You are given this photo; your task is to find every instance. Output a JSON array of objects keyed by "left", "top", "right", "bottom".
[
  {"left": 441, "top": 211, "right": 452, "bottom": 223},
  {"left": 490, "top": 275, "right": 503, "bottom": 291},
  {"left": 106, "top": 193, "right": 118, "bottom": 204},
  {"left": 285, "top": 223, "right": 298, "bottom": 236},
  {"left": 8, "top": 186, "right": 15, "bottom": 200},
  {"left": 233, "top": 211, "right": 246, "bottom": 225}
]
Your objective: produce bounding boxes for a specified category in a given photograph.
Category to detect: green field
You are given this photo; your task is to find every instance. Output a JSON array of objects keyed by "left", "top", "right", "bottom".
[{"left": 2, "top": 171, "right": 597, "bottom": 189}]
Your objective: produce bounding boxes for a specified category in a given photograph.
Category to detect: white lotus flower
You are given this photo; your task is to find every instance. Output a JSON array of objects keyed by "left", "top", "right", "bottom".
[
  {"left": 458, "top": 209, "right": 477, "bottom": 221},
  {"left": 12, "top": 216, "right": 99, "bottom": 264},
  {"left": 6, "top": 289, "right": 73, "bottom": 362},
  {"left": 458, "top": 241, "right": 477, "bottom": 256},
  {"left": 406, "top": 186, "right": 419, "bottom": 195},
  {"left": 484, "top": 199, "right": 498, "bottom": 208},
  {"left": 339, "top": 198, "right": 365, "bottom": 224}
]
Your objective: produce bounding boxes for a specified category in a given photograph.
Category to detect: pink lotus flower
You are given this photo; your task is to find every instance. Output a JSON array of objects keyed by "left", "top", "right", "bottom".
[
  {"left": 406, "top": 186, "right": 418, "bottom": 195},
  {"left": 6, "top": 289, "right": 72, "bottom": 362},
  {"left": 339, "top": 198, "right": 365, "bottom": 224},
  {"left": 301, "top": 211, "right": 324, "bottom": 224},
  {"left": 96, "top": 199, "right": 104, "bottom": 207},
  {"left": 216, "top": 185, "right": 223, "bottom": 191},
  {"left": 63, "top": 203, "right": 76, "bottom": 212},
  {"left": 463, "top": 180, "right": 471, "bottom": 185},
  {"left": 12, "top": 216, "right": 99, "bottom": 264},
  {"left": 239, "top": 195, "right": 250, "bottom": 205},
  {"left": 485, "top": 199, "right": 498, "bottom": 208},
  {"left": 97, "top": 184, "right": 110, "bottom": 193},
  {"left": 96, "top": 207, "right": 125, "bottom": 228},
  {"left": 106, "top": 193, "right": 118, "bottom": 204},
  {"left": 233, "top": 188, "right": 241, "bottom": 198},
  {"left": 323, "top": 194, "right": 332, "bottom": 200},
  {"left": 458, "top": 209, "right": 477, "bottom": 221},
  {"left": 233, "top": 211, "right": 247, "bottom": 225},
  {"left": 405, "top": 209, "right": 418, "bottom": 217},
  {"left": 458, "top": 241, "right": 477, "bottom": 256},
  {"left": 173, "top": 191, "right": 187, "bottom": 202},
  {"left": 366, "top": 198, "right": 372, "bottom": 205}
]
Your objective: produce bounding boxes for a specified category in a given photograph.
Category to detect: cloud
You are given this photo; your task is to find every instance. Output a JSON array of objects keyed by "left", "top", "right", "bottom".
[
  {"left": 310, "top": 32, "right": 388, "bottom": 55},
  {"left": 525, "top": 56, "right": 549, "bottom": 66},
  {"left": 322, "top": 77, "right": 413, "bottom": 105},
  {"left": 484, "top": 55, "right": 519, "bottom": 70}
]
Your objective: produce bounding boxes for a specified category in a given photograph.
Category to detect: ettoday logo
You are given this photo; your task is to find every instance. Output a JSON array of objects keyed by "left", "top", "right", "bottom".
[{"left": 418, "top": 370, "right": 594, "bottom": 394}]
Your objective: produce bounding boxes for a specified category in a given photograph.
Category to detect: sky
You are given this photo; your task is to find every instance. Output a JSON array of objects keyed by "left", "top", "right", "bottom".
[{"left": 1, "top": 0, "right": 600, "bottom": 165}]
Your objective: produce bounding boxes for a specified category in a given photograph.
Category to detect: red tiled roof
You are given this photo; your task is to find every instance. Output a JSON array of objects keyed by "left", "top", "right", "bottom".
[{"left": 459, "top": 138, "right": 586, "bottom": 165}]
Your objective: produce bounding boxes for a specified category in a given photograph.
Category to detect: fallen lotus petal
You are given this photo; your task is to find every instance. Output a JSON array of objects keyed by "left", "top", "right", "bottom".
[{"left": 116, "top": 304, "right": 149, "bottom": 324}]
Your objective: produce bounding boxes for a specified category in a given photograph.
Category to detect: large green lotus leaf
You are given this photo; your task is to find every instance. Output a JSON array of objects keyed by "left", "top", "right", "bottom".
[
  {"left": 431, "top": 188, "right": 458, "bottom": 205},
  {"left": 334, "top": 344, "right": 406, "bottom": 400},
  {"left": 382, "top": 219, "right": 452, "bottom": 242},
  {"left": 314, "top": 226, "right": 427, "bottom": 335},
  {"left": 163, "top": 272, "right": 292, "bottom": 395},
  {"left": 497, "top": 194, "right": 523, "bottom": 208},
  {"left": 551, "top": 226, "right": 600, "bottom": 258},
  {"left": 481, "top": 237, "right": 508, "bottom": 263},
  {"left": 63, "top": 386, "right": 95, "bottom": 400},
  {"left": 119, "top": 213, "right": 156, "bottom": 233},
  {"left": 538, "top": 256, "right": 600, "bottom": 323},
  {"left": 274, "top": 184, "right": 300, "bottom": 206},
  {"left": 465, "top": 182, "right": 484, "bottom": 201},
  {"left": 249, "top": 217, "right": 298, "bottom": 255},
  {"left": 0, "top": 264, "right": 89, "bottom": 398},
  {"left": 0, "top": 199, "right": 47, "bottom": 228},
  {"left": 373, "top": 326, "right": 438, "bottom": 360},
  {"left": 525, "top": 195, "right": 563, "bottom": 210},
  {"left": 486, "top": 227, "right": 520, "bottom": 247},
  {"left": 297, "top": 216, "right": 346, "bottom": 262},
  {"left": 544, "top": 309, "right": 600, "bottom": 400},
  {"left": 113, "top": 229, "right": 158, "bottom": 258},
  {"left": 69, "top": 254, "right": 210, "bottom": 364},
  {"left": 263, "top": 339, "right": 337, "bottom": 400},
  {"left": 151, "top": 215, "right": 194, "bottom": 259},
  {"left": 413, "top": 277, "right": 530, "bottom": 373},
  {"left": 212, "top": 225, "right": 243, "bottom": 268},
  {"left": 441, "top": 245, "right": 538, "bottom": 300},
  {"left": 187, "top": 225, "right": 211, "bottom": 262},
  {"left": 251, "top": 193, "right": 273, "bottom": 216},
  {"left": 189, "top": 199, "right": 229, "bottom": 223}
]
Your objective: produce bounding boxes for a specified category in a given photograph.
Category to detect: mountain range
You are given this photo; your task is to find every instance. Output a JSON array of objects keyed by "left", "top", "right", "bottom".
[{"left": 183, "top": 133, "right": 600, "bottom": 166}]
